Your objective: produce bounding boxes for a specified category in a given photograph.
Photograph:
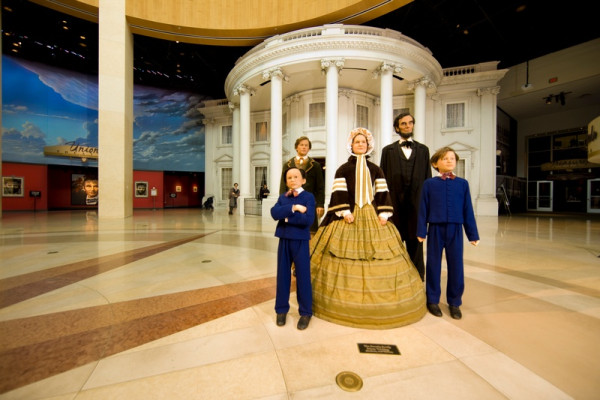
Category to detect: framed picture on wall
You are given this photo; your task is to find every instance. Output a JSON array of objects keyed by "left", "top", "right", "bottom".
[
  {"left": 71, "top": 174, "right": 98, "bottom": 206},
  {"left": 135, "top": 181, "right": 149, "bottom": 197},
  {"left": 2, "top": 176, "right": 24, "bottom": 197}
]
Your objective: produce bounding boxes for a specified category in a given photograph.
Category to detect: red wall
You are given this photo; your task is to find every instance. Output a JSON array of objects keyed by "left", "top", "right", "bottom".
[
  {"left": 2, "top": 163, "right": 48, "bottom": 211},
  {"left": 133, "top": 170, "right": 163, "bottom": 209},
  {"left": 2, "top": 162, "right": 204, "bottom": 211},
  {"left": 163, "top": 172, "right": 203, "bottom": 208}
]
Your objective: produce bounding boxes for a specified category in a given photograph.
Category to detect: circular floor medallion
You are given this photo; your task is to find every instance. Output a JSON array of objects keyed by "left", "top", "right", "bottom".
[{"left": 335, "top": 371, "right": 363, "bottom": 392}]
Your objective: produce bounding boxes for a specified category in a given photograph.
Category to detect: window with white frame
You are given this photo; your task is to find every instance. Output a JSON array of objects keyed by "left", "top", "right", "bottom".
[
  {"left": 455, "top": 159, "right": 465, "bottom": 178},
  {"left": 356, "top": 104, "right": 368, "bottom": 128},
  {"left": 221, "top": 125, "right": 232, "bottom": 145},
  {"left": 255, "top": 121, "right": 268, "bottom": 142},
  {"left": 446, "top": 102, "right": 465, "bottom": 128},
  {"left": 221, "top": 167, "right": 232, "bottom": 201},
  {"left": 309, "top": 102, "right": 325, "bottom": 127},
  {"left": 255, "top": 166, "right": 267, "bottom": 198}
]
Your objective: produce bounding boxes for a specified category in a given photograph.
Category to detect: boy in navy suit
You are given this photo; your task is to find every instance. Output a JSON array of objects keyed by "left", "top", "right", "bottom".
[
  {"left": 417, "top": 147, "right": 480, "bottom": 320},
  {"left": 271, "top": 167, "right": 316, "bottom": 330}
]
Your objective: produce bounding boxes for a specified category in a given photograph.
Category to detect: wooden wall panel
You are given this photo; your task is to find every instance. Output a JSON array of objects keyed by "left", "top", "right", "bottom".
[{"left": 31, "top": 0, "right": 411, "bottom": 45}]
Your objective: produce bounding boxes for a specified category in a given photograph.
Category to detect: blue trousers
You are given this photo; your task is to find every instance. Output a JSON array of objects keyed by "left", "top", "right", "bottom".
[
  {"left": 275, "top": 238, "right": 313, "bottom": 316},
  {"left": 425, "top": 223, "right": 464, "bottom": 307}
]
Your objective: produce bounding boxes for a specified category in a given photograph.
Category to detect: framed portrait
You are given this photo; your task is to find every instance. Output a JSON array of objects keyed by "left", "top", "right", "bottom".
[
  {"left": 71, "top": 174, "right": 99, "bottom": 206},
  {"left": 2, "top": 177, "right": 24, "bottom": 197},
  {"left": 135, "top": 181, "right": 149, "bottom": 197}
]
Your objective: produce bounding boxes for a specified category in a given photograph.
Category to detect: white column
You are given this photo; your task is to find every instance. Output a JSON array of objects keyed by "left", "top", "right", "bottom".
[
  {"left": 229, "top": 102, "right": 240, "bottom": 185},
  {"left": 378, "top": 62, "right": 403, "bottom": 147},
  {"left": 321, "top": 58, "right": 344, "bottom": 200},
  {"left": 202, "top": 118, "right": 215, "bottom": 200},
  {"left": 263, "top": 68, "right": 285, "bottom": 197},
  {"left": 98, "top": 0, "right": 133, "bottom": 219},
  {"left": 413, "top": 80, "right": 428, "bottom": 144},
  {"left": 234, "top": 85, "right": 254, "bottom": 214},
  {"left": 477, "top": 86, "right": 501, "bottom": 216}
]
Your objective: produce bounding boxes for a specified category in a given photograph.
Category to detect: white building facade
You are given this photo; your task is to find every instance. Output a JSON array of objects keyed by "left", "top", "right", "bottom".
[{"left": 201, "top": 24, "right": 507, "bottom": 218}]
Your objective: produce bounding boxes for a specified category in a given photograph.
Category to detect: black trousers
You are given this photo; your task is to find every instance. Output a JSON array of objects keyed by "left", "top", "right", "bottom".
[{"left": 404, "top": 237, "right": 425, "bottom": 281}]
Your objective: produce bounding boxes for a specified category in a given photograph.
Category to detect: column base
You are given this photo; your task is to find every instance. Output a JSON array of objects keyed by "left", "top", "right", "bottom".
[{"left": 475, "top": 196, "right": 499, "bottom": 216}]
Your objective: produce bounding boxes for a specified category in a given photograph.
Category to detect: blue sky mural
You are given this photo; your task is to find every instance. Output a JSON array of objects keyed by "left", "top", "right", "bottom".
[{"left": 1, "top": 55, "right": 207, "bottom": 172}]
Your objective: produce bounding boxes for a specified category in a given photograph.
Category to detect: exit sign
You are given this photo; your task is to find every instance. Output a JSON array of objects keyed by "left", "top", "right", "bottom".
[{"left": 549, "top": 77, "right": 558, "bottom": 83}]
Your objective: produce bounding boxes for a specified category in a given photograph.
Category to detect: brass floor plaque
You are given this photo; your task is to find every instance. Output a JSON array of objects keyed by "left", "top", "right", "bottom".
[{"left": 335, "top": 371, "right": 363, "bottom": 392}]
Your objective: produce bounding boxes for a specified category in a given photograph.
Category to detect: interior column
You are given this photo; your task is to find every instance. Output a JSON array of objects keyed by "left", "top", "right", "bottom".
[
  {"left": 98, "top": 0, "right": 133, "bottom": 218},
  {"left": 321, "top": 58, "right": 344, "bottom": 200}
]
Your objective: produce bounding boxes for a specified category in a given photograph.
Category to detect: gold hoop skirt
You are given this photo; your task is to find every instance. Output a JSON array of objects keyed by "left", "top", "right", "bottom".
[{"left": 310, "top": 204, "right": 426, "bottom": 329}]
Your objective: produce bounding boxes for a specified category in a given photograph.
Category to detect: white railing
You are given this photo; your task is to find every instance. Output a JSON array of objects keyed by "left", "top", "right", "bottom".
[{"left": 240, "top": 24, "right": 429, "bottom": 60}]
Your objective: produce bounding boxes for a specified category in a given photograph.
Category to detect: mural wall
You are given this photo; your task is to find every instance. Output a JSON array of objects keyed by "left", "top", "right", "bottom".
[{"left": 1, "top": 55, "right": 206, "bottom": 172}]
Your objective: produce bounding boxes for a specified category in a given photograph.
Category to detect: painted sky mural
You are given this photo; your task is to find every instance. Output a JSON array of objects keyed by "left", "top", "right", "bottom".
[{"left": 1, "top": 55, "right": 207, "bottom": 172}]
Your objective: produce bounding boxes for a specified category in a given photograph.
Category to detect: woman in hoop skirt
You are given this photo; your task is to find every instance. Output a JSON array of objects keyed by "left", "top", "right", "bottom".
[{"left": 310, "top": 127, "right": 426, "bottom": 329}]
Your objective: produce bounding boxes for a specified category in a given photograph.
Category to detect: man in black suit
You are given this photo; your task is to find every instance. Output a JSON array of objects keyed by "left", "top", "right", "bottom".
[
  {"left": 380, "top": 113, "right": 431, "bottom": 280},
  {"left": 279, "top": 136, "right": 325, "bottom": 232}
]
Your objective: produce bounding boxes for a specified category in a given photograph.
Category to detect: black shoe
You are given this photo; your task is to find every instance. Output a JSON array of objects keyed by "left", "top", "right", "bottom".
[
  {"left": 297, "top": 315, "right": 311, "bottom": 330},
  {"left": 449, "top": 306, "right": 462, "bottom": 320},
  {"left": 427, "top": 303, "right": 442, "bottom": 317},
  {"left": 276, "top": 313, "right": 287, "bottom": 326}
]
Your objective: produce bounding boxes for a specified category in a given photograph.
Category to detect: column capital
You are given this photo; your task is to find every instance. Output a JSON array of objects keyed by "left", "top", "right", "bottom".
[
  {"left": 477, "top": 86, "right": 501, "bottom": 96},
  {"left": 339, "top": 89, "right": 353, "bottom": 99},
  {"left": 283, "top": 94, "right": 300, "bottom": 106},
  {"left": 320, "top": 58, "right": 345, "bottom": 73},
  {"left": 407, "top": 76, "right": 436, "bottom": 91},
  {"left": 228, "top": 101, "right": 238, "bottom": 111},
  {"left": 262, "top": 67, "right": 288, "bottom": 82},
  {"left": 234, "top": 84, "right": 255, "bottom": 97},
  {"left": 202, "top": 118, "right": 215, "bottom": 125},
  {"left": 373, "top": 61, "right": 403, "bottom": 78}
]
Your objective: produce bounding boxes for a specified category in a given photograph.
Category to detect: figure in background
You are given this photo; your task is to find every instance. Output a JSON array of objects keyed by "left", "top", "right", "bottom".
[
  {"left": 259, "top": 183, "right": 270, "bottom": 201},
  {"left": 228, "top": 183, "right": 240, "bottom": 215},
  {"left": 417, "top": 147, "right": 480, "bottom": 320},
  {"left": 380, "top": 113, "right": 431, "bottom": 280},
  {"left": 310, "top": 128, "right": 426, "bottom": 329},
  {"left": 271, "top": 167, "right": 316, "bottom": 330},
  {"left": 279, "top": 136, "right": 325, "bottom": 232}
]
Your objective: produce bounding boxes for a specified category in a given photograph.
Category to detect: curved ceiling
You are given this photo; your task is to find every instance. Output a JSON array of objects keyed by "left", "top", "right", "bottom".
[{"left": 32, "top": 0, "right": 412, "bottom": 46}]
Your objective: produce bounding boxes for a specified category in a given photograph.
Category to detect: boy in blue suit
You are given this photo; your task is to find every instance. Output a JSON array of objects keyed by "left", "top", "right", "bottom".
[
  {"left": 271, "top": 167, "right": 316, "bottom": 330},
  {"left": 417, "top": 147, "right": 480, "bottom": 320}
]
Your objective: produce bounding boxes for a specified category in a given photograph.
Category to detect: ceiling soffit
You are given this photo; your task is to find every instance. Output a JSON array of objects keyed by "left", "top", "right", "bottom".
[{"left": 34, "top": 0, "right": 413, "bottom": 46}]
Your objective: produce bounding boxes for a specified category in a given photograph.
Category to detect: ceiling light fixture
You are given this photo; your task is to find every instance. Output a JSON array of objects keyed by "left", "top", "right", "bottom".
[
  {"left": 521, "top": 60, "right": 533, "bottom": 90},
  {"left": 544, "top": 91, "right": 570, "bottom": 106}
]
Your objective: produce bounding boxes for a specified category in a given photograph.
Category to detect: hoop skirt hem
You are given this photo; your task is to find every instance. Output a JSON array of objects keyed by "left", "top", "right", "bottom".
[{"left": 310, "top": 204, "right": 426, "bottom": 329}]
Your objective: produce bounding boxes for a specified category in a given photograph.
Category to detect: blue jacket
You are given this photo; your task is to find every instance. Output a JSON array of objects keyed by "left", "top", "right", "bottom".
[
  {"left": 417, "top": 176, "right": 479, "bottom": 241},
  {"left": 271, "top": 190, "right": 316, "bottom": 240}
]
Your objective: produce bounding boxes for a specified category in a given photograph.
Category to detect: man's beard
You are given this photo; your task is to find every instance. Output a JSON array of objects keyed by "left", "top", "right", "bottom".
[{"left": 399, "top": 131, "right": 413, "bottom": 140}]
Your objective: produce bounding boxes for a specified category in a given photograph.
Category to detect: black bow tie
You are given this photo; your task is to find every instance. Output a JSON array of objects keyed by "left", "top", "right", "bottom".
[{"left": 400, "top": 141, "right": 413, "bottom": 148}]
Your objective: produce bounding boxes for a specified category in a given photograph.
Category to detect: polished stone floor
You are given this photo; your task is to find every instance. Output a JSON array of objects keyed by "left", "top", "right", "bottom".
[{"left": 0, "top": 208, "right": 599, "bottom": 399}]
